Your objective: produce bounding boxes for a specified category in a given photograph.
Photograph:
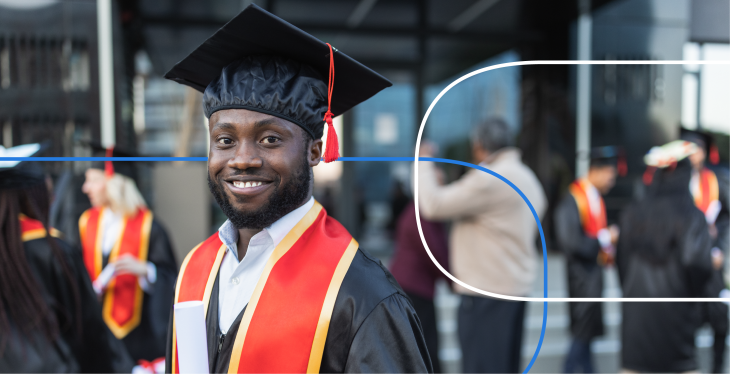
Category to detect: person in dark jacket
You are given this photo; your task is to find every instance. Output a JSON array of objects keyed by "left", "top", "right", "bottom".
[
  {"left": 0, "top": 144, "right": 134, "bottom": 372},
  {"left": 554, "top": 146, "right": 621, "bottom": 373},
  {"left": 617, "top": 141, "right": 715, "bottom": 373},
  {"left": 78, "top": 145, "right": 177, "bottom": 363},
  {"left": 682, "top": 130, "right": 729, "bottom": 374},
  {"left": 390, "top": 200, "right": 450, "bottom": 373}
]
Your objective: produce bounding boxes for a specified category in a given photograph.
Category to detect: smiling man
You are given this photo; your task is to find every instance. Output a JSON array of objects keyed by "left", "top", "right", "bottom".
[{"left": 163, "top": 5, "right": 432, "bottom": 374}]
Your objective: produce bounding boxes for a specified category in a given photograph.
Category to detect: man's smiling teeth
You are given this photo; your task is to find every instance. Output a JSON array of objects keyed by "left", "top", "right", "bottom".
[{"left": 233, "top": 181, "right": 264, "bottom": 188}]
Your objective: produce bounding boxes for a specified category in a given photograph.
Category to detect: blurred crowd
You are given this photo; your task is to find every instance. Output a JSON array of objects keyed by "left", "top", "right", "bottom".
[
  {"left": 0, "top": 117, "right": 728, "bottom": 373},
  {"left": 388, "top": 119, "right": 728, "bottom": 373}
]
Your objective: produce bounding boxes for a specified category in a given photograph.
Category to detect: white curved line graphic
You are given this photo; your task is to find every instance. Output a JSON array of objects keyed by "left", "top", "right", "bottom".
[{"left": 414, "top": 60, "right": 730, "bottom": 303}]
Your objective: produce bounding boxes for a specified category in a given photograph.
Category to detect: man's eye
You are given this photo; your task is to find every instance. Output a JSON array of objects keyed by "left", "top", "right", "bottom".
[
  {"left": 217, "top": 138, "right": 233, "bottom": 145},
  {"left": 262, "top": 136, "right": 279, "bottom": 144}
]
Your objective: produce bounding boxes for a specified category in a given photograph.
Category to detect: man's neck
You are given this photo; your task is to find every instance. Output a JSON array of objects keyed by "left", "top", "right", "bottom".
[
  {"left": 236, "top": 227, "right": 262, "bottom": 259},
  {"left": 584, "top": 175, "right": 602, "bottom": 194},
  {"left": 233, "top": 194, "right": 313, "bottom": 260}
]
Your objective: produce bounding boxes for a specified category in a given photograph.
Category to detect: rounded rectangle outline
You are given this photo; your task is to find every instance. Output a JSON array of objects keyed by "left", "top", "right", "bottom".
[{"left": 414, "top": 60, "right": 730, "bottom": 303}]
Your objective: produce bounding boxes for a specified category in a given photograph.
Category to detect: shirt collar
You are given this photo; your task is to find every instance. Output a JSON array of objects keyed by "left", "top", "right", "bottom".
[
  {"left": 217, "top": 197, "right": 315, "bottom": 257},
  {"left": 267, "top": 196, "right": 315, "bottom": 246},
  {"left": 480, "top": 147, "right": 521, "bottom": 166}
]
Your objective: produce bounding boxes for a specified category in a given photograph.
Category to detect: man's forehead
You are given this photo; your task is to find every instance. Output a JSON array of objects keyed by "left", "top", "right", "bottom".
[{"left": 210, "top": 109, "right": 295, "bottom": 130}]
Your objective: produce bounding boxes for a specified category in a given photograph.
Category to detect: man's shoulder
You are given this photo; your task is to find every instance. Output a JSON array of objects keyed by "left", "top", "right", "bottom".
[
  {"left": 339, "top": 247, "right": 407, "bottom": 305},
  {"left": 149, "top": 217, "right": 171, "bottom": 236},
  {"left": 557, "top": 189, "right": 579, "bottom": 208}
]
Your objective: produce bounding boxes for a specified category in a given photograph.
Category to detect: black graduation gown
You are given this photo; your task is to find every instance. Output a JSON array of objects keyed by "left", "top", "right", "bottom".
[
  {"left": 553, "top": 195, "right": 604, "bottom": 341},
  {"left": 616, "top": 165, "right": 714, "bottom": 373},
  {"left": 165, "top": 248, "right": 433, "bottom": 373},
  {"left": 703, "top": 167, "right": 729, "bottom": 299},
  {"left": 0, "top": 236, "right": 135, "bottom": 373},
  {"left": 101, "top": 219, "right": 177, "bottom": 362}
]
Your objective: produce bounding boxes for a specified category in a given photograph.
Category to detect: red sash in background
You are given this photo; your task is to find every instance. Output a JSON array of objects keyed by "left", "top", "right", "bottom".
[
  {"left": 569, "top": 179, "right": 607, "bottom": 239},
  {"left": 78, "top": 207, "right": 153, "bottom": 338},
  {"left": 694, "top": 168, "right": 719, "bottom": 214}
]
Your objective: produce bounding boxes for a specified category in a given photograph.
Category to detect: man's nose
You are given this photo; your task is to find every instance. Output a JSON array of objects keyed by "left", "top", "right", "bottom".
[{"left": 227, "top": 143, "right": 263, "bottom": 170}]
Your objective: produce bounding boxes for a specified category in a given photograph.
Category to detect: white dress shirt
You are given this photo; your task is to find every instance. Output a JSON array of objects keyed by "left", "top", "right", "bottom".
[
  {"left": 216, "top": 197, "right": 314, "bottom": 334},
  {"left": 98, "top": 208, "right": 157, "bottom": 291}
]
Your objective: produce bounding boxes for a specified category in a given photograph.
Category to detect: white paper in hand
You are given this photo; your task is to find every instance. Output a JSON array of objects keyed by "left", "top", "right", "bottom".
[
  {"left": 174, "top": 301, "right": 209, "bottom": 374},
  {"left": 705, "top": 200, "right": 722, "bottom": 225},
  {"left": 92, "top": 263, "right": 116, "bottom": 296}
]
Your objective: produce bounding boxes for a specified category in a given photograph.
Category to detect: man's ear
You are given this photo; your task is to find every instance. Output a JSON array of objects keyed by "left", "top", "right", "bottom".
[{"left": 309, "top": 138, "right": 323, "bottom": 167}]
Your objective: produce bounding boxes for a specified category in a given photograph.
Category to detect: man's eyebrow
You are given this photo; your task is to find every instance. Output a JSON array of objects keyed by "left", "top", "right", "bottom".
[
  {"left": 252, "top": 118, "right": 281, "bottom": 129},
  {"left": 211, "top": 122, "right": 236, "bottom": 131},
  {"left": 211, "top": 118, "right": 282, "bottom": 130}
]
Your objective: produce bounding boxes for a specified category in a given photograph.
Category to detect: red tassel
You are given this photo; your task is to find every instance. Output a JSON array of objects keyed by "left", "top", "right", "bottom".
[
  {"left": 323, "top": 112, "right": 339, "bottom": 162},
  {"left": 642, "top": 166, "right": 655, "bottom": 185},
  {"left": 322, "top": 43, "right": 339, "bottom": 163},
  {"left": 105, "top": 146, "right": 115, "bottom": 178},
  {"left": 710, "top": 144, "right": 720, "bottom": 165},
  {"left": 617, "top": 149, "right": 628, "bottom": 177}
]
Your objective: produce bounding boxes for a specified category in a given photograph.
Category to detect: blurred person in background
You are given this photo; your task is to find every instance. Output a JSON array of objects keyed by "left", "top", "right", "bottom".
[
  {"left": 617, "top": 141, "right": 717, "bottom": 373},
  {"left": 0, "top": 144, "right": 134, "bottom": 372},
  {"left": 79, "top": 145, "right": 177, "bottom": 364},
  {"left": 418, "top": 118, "right": 547, "bottom": 373},
  {"left": 389, "top": 174, "right": 450, "bottom": 373},
  {"left": 681, "top": 130, "right": 729, "bottom": 374},
  {"left": 554, "top": 146, "right": 622, "bottom": 373}
]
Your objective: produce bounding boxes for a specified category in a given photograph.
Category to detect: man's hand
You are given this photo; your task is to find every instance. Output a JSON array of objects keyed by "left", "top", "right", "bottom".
[
  {"left": 709, "top": 223, "right": 718, "bottom": 239},
  {"left": 712, "top": 248, "right": 724, "bottom": 270},
  {"left": 418, "top": 141, "right": 438, "bottom": 158},
  {"left": 609, "top": 224, "right": 620, "bottom": 246},
  {"left": 114, "top": 254, "right": 148, "bottom": 277}
]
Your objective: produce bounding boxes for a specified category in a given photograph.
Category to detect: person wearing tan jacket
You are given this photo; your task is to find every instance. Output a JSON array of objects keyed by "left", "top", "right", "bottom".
[{"left": 418, "top": 118, "right": 547, "bottom": 373}]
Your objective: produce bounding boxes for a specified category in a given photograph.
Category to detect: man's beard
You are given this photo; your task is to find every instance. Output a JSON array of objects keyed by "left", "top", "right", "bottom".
[{"left": 208, "top": 158, "right": 311, "bottom": 230}]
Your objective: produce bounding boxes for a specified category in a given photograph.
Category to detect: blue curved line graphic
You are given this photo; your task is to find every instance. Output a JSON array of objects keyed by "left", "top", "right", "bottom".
[
  {"left": 339, "top": 156, "right": 548, "bottom": 374},
  {"left": 1, "top": 155, "right": 547, "bottom": 373}
]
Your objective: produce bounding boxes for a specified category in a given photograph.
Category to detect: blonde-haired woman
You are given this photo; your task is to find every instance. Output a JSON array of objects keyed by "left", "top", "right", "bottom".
[{"left": 79, "top": 147, "right": 176, "bottom": 365}]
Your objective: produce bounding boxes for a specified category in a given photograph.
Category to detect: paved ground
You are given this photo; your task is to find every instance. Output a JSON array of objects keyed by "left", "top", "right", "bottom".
[{"left": 432, "top": 253, "right": 730, "bottom": 373}]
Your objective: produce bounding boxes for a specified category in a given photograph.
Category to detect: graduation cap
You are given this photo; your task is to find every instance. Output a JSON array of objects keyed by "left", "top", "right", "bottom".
[
  {"left": 641, "top": 140, "right": 699, "bottom": 185},
  {"left": 0, "top": 143, "right": 47, "bottom": 190},
  {"left": 164, "top": 4, "right": 392, "bottom": 162},
  {"left": 680, "top": 128, "right": 719, "bottom": 165},
  {"left": 589, "top": 145, "right": 627, "bottom": 176},
  {"left": 80, "top": 141, "right": 138, "bottom": 180}
]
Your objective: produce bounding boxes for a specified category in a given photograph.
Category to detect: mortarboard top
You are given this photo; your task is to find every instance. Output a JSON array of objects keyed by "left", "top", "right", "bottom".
[
  {"left": 643, "top": 140, "right": 698, "bottom": 168},
  {"left": 679, "top": 128, "right": 720, "bottom": 165},
  {"left": 81, "top": 141, "right": 138, "bottom": 180},
  {"left": 588, "top": 145, "right": 627, "bottom": 176},
  {"left": 164, "top": 4, "right": 392, "bottom": 162},
  {"left": 589, "top": 146, "right": 619, "bottom": 160},
  {"left": 0, "top": 143, "right": 47, "bottom": 190}
]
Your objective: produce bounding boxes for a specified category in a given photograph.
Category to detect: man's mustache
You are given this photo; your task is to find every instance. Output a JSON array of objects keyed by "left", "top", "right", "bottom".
[{"left": 219, "top": 169, "right": 276, "bottom": 179}]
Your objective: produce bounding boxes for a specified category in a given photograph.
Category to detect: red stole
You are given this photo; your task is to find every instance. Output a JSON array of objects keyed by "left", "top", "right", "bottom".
[
  {"left": 694, "top": 168, "right": 719, "bottom": 214},
  {"left": 78, "top": 207, "right": 153, "bottom": 338},
  {"left": 171, "top": 201, "right": 358, "bottom": 374},
  {"left": 19, "top": 214, "right": 61, "bottom": 242},
  {"left": 569, "top": 179, "right": 607, "bottom": 238}
]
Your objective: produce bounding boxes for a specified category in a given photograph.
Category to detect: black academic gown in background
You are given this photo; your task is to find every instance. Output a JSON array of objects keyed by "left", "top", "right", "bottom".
[
  {"left": 0, "top": 236, "right": 134, "bottom": 373},
  {"left": 703, "top": 168, "right": 729, "bottom": 299},
  {"left": 616, "top": 165, "right": 714, "bottom": 373},
  {"left": 166, "top": 248, "right": 433, "bottom": 373},
  {"left": 102, "top": 219, "right": 177, "bottom": 362},
  {"left": 554, "top": 195, "right": 604, "bottom": 341},
  {"left": 702, "top": 168, "right": 729, "bottom": 373}
]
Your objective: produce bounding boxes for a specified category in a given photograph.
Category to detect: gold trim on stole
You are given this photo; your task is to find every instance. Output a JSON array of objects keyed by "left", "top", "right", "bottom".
[
  {"left": 306, "top": 238, "right": 359, "bottom": 373},
  {"left": 227, "top": 202, "right": 324, "bottom": 374}
]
